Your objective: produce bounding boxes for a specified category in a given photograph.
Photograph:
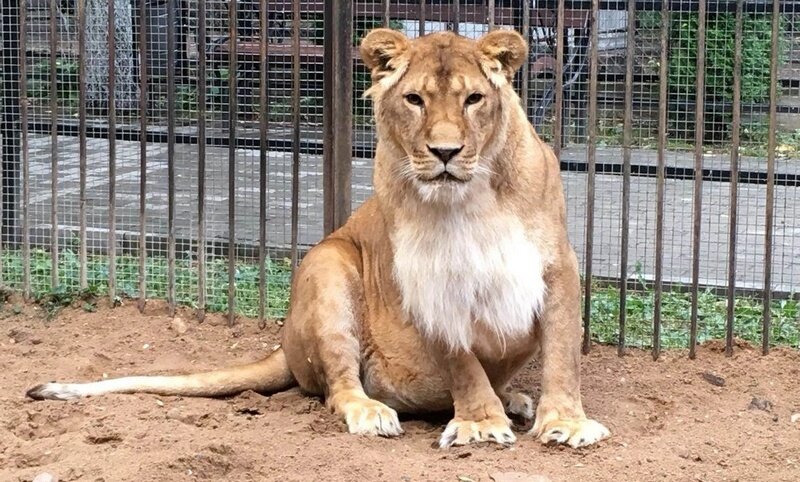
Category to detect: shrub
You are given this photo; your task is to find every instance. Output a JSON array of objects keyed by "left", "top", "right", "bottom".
[{"left": 667, "top": 11, "right": 786, "bottom": 143}]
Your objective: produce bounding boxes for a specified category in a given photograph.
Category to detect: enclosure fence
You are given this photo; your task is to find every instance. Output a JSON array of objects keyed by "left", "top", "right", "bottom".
[{"left": 0, "top": 0, "right": 798, "bottom": 359}]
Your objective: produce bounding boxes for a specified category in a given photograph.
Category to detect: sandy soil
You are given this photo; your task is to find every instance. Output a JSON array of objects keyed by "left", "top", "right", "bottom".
[{"left": 1, "top": 300, "right": 799, "bottom": 482}]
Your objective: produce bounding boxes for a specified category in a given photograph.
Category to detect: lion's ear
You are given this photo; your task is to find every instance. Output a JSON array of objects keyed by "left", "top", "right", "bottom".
[
  {"left": 360, "top": 28, "right": 410, "bottom": 81},
  {"left": 477, "top": 30, "right": 528, "bottom": 84}
]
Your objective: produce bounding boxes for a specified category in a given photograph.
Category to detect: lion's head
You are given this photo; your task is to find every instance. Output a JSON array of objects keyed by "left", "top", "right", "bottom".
[{"left": 360, "top": 28, "right": 528, "bottom": 204}]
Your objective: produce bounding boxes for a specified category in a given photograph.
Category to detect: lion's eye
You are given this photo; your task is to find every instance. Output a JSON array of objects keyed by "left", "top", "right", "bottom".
[
  {"left": 465, "top": 93, "right": 484, "bottom": 106},
  {"left": 405, "top": 93, "right": 424, "bottom": 107}
]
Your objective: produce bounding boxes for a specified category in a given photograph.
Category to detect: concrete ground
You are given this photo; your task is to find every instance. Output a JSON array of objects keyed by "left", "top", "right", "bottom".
[{"left": 18, "top": 132, "right": 800, "bottom": 293}]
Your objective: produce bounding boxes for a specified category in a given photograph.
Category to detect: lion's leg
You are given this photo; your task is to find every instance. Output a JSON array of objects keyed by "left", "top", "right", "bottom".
[
  {"left": 281, "top": 240, "right": 402, "bottom": 438},
  {"left": 434, "top": 349, "right": 516, "bottom": 448},
  {"left": 530, "top": 251, "right": 610, "bottom": 448},
  {"left": 484, "top": 354, "right": 537, "bottom": 421}
]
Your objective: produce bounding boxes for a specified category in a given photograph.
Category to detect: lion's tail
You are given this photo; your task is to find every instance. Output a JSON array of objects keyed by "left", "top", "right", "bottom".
[{"left": 26, "top": 347, "right": 295, "bottom": 401}]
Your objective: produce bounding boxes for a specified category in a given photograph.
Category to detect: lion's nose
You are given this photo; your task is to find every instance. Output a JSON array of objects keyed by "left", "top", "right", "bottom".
[{"left": 427, "top": 145, "right": 464, "bottom": 164}]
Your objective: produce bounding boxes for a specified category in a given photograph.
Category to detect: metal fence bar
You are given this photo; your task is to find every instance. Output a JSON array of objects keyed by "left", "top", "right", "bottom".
[
  {"left": 228, "top": 2, "right": 239, "bottom": 326},
  {"left": 554, "top": 0, "right": 564, "bottom": 159},
  {"left": 290, "top": 0, "right": 301, "bottom": 272},
  {"left": 520, "top": 0, "right": 529, "bottom": 109},
  {"left": 227, "top": 0, "right": 238, "bottom": 325},
  {"left": 689, "top": 0, "right": 707, "bottom": 359},
  {"left": 582, "top": 0, "right": 599, "bottom": 354},
  {"left": 137, "top": 0, "right": 148, "bottom": 311},
  {"left": 258, "top": 0, "right": 269, "bottom": 328},
  {"left": 382, "top": 0, "right": 390, "bottom": 27},
  {"left": 19, "top": 0, "right": 30, "bottom": 298},
  {"left": 652, "top": 0, "right": 668, "bottom": 361},
  {"left": 453, "top": 0, "right": 460, "bottom": 34},
  {"left": 196, "top": 0, "right": 207, "bottom": 320},
  {"left": 167, "top": 0, "right": 177, "bottom": 316},
  {"left": 488, "top": 0, "right": 495, "bottom": 29},
  {"left": 323, "top": 0, "right": 353, "bottom": 235},
  {"left": 727, "top": 0, "right": 744, "bottom": 357},
  {"left": 618, "top": 0, "right": 635, "bottom": 356},
  {"left": 419, "top": 0, "right": 426, "bottom": 36},
  {"left": 763, "top": 0, "right": 780, "bottom": 355},
  {"left": 49, "top": 0, "right": 59, "bottom": 288},
  {"left": 107, "top": 0, "right": 117, "bottom": 301},
  {"left": 78, "top": 0, "right": 87, "bottom": 291}
]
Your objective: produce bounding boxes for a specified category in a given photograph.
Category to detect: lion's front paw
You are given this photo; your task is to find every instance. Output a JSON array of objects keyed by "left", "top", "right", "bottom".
[
  {"left": 438, "top": 416, "right": 516, "bottom": 448},
  {"left": 532, "top": 417, "right": 610, "bottom": 448},
  {"left": 340, "top": 398, "right": 403, "bottom": 438}
]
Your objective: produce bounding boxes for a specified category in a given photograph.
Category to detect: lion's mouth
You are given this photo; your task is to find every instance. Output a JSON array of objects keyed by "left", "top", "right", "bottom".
[{"left": 426, "top": 172, "right": 467, "bottom": 184}]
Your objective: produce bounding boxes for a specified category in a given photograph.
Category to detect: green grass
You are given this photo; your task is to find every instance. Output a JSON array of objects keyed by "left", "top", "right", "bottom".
[
  {"left": 589, "top": 284, "right": 799, "bottom": 349},
  {"left": 1, "top": 249, "right": 292, "bottom": 320},
  {"left": 1, "top": 250, "right": 797, "bottom": 350}
]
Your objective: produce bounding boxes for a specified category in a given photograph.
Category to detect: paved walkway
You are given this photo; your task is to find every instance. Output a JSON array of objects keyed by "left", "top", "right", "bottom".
[{"left": 19, "top": 133, "right": 800, "bottom": 293}]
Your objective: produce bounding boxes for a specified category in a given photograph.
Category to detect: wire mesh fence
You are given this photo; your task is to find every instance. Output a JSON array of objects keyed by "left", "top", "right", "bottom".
[{"left": 0, "top": 0, "right": 797, "bottom": 358}]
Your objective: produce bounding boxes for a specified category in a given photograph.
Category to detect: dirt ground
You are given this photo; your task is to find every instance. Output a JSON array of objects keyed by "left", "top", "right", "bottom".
[{"left": 1, "top": 301, "right": 799, "bottom": 482}]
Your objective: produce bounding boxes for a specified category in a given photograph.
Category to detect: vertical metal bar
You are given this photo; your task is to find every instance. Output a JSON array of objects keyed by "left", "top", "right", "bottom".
[
  {"left": 258, "top": 0, "right": 268, "bottom": 328},
  {"left": 227, "top": 0, "right": 238, "bottom": 325},
  {"left": 652, "top": 0, "right": 669, "bottom": 361},
  {"left": 520, "top": 0, "right": 529, "bottom": 114},
  {"left": 453, "top": 0, "right": 460, "bottom": 35},
  {"left": 137, "top": 0, "right": 148, "bottom": 310},
  {"left": 618, "top": 0, "right": 635, "bottom": 357},
  {"left": 77, "top": 0, "right": 87, "bottom": 290},
  {"left": 487, "top": 0, "right": 495, "bottom": 30},
  {"left": 290, "top": 0, "right": 300, "bottom": 272},
  {"left": 689, "top": 0, "right": 707, "bottom": 360},
  {"left": 49, "top": 0, "right": 59, "bottom": 288},
  {"left": 553, "top": 0, "right": 565, "bottom": 157},
  {"left": 419, "top": 0, "right": 426, "bottom": 36},
  {"left": 196, "top": 0, "right": 207, "bottom": 321},
  {"left": 763, "top": 0, "right": 780, "bottom": 355},
  {"left": 167, "top": 0, "right": 177, "bottom": 316},
  {"left": 322, "top": 0, "right": 353, "bottom": 236},
  {"left": 727, "top": 0, "right": 744, "bottom": 357},
  {"left": 19, "top": 0, "right": 30, "bottom": 298},
  {"left": 581, "top": 0, "right": 599, "bottom": 355},
  {"left": 382, "top": 0, "right": 390, "bottom": 27},
  {"left": 108, "top": 0, "right": 117, "bottom": 301}
]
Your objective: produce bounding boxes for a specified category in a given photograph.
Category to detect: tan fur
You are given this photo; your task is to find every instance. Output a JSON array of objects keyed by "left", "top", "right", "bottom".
[{"left": 26, "top": 29, "right": 609, "bottom": 449}]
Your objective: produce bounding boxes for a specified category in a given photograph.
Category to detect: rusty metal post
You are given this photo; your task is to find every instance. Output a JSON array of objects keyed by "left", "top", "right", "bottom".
[
  {"left": 689, "top": 0, "right": 707, "bottom": 360},
  {"left": 553, "top": 0, "right": 565, "bottom": 157},
  {"left": 763, "top": 0, "right": 780, "bottom": 355},
  {"left": 653, "top": 0, "right": 669, "bottom": 361},
  {"left": 726, "top": 0, "right": 744, "bottom": 357},
  {"left": 196, "top": 0, "right": 207, "bottom": 321},
  {"left": 258, "top": 0, "right": 269, "bottom": 327},
  {"left": 49, "top": 0, "right": 59, "bottom": 288},
  {"left": 323, "top": 0, "right": 353, "bottom": 236},
  {"left": 137, "top": 0, "right": 148, "bottom": 311},
  {"left": 618, "top": 0, "right": 635, "bottom": 357},
  {"left": 290, "top": 0, "right": 300, "bottom": 271},
  {"left": 582, "top": 0, "right": 599, "bottom": 355}
]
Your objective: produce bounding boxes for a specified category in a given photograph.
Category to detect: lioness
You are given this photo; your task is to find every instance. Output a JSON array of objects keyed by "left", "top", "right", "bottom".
[{"left": 27, "top": 28, "right": 610, "bottom": 449}]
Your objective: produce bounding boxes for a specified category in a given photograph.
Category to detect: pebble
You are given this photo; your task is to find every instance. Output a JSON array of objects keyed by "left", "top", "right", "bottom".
[
  {"left": 171, "top": 316, "right": 189, "bottom": 335},
  {"left": 33, "top": 473, "right": 58, "bottom": 482},
  {"left": 791, "top": 413, "right": 800, "bottom": 424},
  {"left": 748, "top": 397, "right": 772, "bottom": 412}
]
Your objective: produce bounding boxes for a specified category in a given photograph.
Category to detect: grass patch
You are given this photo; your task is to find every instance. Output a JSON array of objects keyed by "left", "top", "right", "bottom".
[
  {"left": 589, "top": 284, "right": 799, "bottom": 349},
  {"left": 1, "top": 249, "right": 292, "bottom": 319},
  {"left": 1, "top": 250, "right": 797, "bottom": 349}
]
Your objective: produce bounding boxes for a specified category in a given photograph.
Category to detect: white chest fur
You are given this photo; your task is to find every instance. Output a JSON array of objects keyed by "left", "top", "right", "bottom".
[{"left": 391, "top": 212, "right": 547, "bottom": 352}]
